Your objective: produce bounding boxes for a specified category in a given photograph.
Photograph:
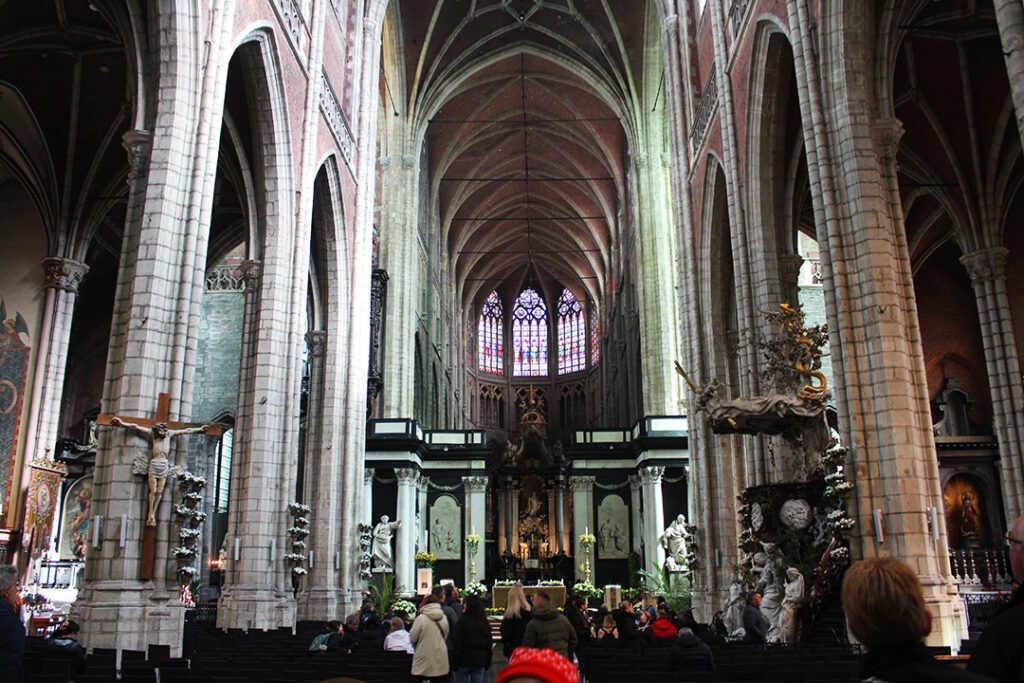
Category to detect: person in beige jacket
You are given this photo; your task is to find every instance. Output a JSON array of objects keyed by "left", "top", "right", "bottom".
[{"left": 409, "top": 594, "right": 451, "bottom": 681}]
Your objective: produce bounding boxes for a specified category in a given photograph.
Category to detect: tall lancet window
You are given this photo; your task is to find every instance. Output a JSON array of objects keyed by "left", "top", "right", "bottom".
[
  {"left": 557, "top": 289, "right": 586, "bottom": 374},
  {"left": 478, "top": 291, "right": 503, "bottom": 374},
  {"left": 512, "top": 288, "right": 548, "bottom": 376},
  {"left": 590, "top": 305, "right": 600, "bottom": 366}
]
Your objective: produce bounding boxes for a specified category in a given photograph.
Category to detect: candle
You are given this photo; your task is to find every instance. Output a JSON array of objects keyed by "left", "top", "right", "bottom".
[{"left": 472, "top": 525, "right": 475, "bottom": 536}]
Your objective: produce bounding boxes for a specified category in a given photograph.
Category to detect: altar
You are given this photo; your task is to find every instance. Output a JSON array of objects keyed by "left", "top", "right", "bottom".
[{"left": 492, "top": 584, "right": 566, "bottom": 609}]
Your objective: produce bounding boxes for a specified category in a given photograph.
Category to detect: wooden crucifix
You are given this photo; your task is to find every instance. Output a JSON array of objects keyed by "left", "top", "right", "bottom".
[{"left": 98, "top": 392, "right": 222, "bottom": 579}]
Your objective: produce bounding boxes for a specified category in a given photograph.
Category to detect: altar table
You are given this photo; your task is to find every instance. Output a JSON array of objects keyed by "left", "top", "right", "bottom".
[{"left": 492, "top": 585, "right": 566, "bottom": 609}]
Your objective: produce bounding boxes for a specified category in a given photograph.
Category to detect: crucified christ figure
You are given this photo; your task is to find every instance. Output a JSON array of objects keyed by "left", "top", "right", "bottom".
[{"left": 111, "top": 418, "right": 210, "bottom": 526}]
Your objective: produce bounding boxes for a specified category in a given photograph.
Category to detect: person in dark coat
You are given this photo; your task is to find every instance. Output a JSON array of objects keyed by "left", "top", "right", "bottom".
[
  {"left": 328, "top": 613, "right": 360, "bottom": 653},
  {"left": 843, "top": 557, "right": 994, "bottom": 683},
  {"left": 742, "top": 593, "right": 769, "bottom": 644},
  {"left": 500, "top": 585, "right": 532, "bottom": 658},
  {"left": 0, "top": 565, "right": 24, "bottom": 682},
  {"left": 669, "top": 627, "right": 715, "bottom": 672},
  {"left": 563, "top": 597, "right": 591, "bottom": 648},
  {"left": 452, "top": 596, "right": 492, "bottom": 683},
  {"left": 444, "top": 584, "right": 465, "bottom": 619},
  {"left": 968, "top": 513, "right": 1024, "bottom": 682},
  {"left": 47, "top": 619, "right": 87, "bottom": 672},
  {"left": 522, "top": 591, "right": 578, "bottom": 659},
  {"left": 611, "top": 600, "right": 638, "bottom": 648},
  {"left": 355, "top": 612, "right": 386, "bottom": 651}
]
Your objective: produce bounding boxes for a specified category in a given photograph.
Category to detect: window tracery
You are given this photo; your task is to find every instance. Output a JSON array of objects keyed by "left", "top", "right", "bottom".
[
  {"left": 478, "top": 291, "right": 503, "bottom": 374},
  {"left": 512, "top": 288, "right": 548, "bottom": 376},
  {"left": 557, "top": 289, "right": 585, "bottom": 374}
]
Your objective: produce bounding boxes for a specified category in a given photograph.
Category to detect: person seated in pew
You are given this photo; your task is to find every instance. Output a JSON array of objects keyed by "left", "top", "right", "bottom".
[
  {"left": 641, "top": 611, "right": 678, "bottom": 647},
  {"left": 593, "top": 614, "right": 619, "bottom": 647},
  {"left": 309, "top": 621, "right": 340, "bottom": 651},
  {"left": 46, "top": 619, "right": 86, "bottom": 672},
  {"left": 354, "top": 612, "right": 386, "bottom": 651},
  {"left": 610, "top": 600, "right": 638, "bottom": 648},
  {"left": 496, "top": 647, "right": 578, "bottom": 683},
  {"left": 384, "top": 616, "right": 415, "bottom": 654},
  {"left": 669, "top": 627, "right": 714, "bottom": 673},
  {"left": 328, "top": 614, "right": 360, "bottom": 653},
  {"left": 842, "top": 557, "right": 994, "bottom": 682}
]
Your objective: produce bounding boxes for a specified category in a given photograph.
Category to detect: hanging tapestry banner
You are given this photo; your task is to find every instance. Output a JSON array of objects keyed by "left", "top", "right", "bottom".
[
  {"left": 24, "top": 460, "right": 66, "bottom": 558},
  {"left": 0, "top": 299, "right": 31, "bottom": 519}
]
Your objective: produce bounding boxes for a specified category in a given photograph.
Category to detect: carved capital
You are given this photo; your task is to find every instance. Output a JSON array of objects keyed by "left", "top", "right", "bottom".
[
  {"left": 40, "top": 257, "right": 89, "bottom": 294},
  {"left": 240, "top": 260, "right": 262, "bottom": 292},
  {"left": 395, "top": 467, "right": 420, "bottom": 485},
  {"left": 462, "top": 476, "right": 489, "bottom": 492},
  {"left": 627, "top": 474, "right": 640, "bottom": 489},
  {"left": 569, "top": 475, "right": 595, "bottom": 493},
  {"left": 400, "top": 155, "right": 416, "bottom": 169},
  {"left": 418, "top": 474, "right": 430, "bottom": 492},
  {"left": 778, "top": 253, "right": 804, "bottom": 285},
  {"left": 363, "top": 468, "right": 376, "bottom": 485},
  {"left": 121, "top": 129, "right": 153, "bottom": 184},
  {"left": 305, "top": 330, "right": 327, "bottom": 357},
  {"left": 637, "top": 465, "right": 665, "bottom": 485},
  {"left": 377, "top": 156, "right": 392, "bottom": 169},
  {"left": 874, "top": 118, "right": 904, "bottom": 162},
  {"left": 960, "top": 247, "right": 1008, "bottom": 284}
]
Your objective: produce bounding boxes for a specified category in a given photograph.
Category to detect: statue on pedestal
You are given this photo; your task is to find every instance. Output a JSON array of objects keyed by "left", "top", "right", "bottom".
[
  {"left": 754, "top": 543, "right": 785, "bottom": 642},
  {"left": 372, "top": 515, "right": 401, "bottom": 572},
  {"left": 723, "top": 578, "right": 746, "bottom": 637},
  {"left": 780, "top": 567, "right": 806, "bottom": 644},
  {"left": 659, "top": 514, "right": 688, "bottom": 572}
]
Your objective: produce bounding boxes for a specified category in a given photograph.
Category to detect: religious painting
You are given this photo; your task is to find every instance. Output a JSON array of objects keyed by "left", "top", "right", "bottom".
[
  {"left": 943, "top": 473, "right": 988, "bottom": 548},
  {"left": 597, "top": 494, "right": 629, "bottom": 559},
  {"left": 429, "top": 495, "right": 461, "bottom": 560},
  {"left": 0, "top": 298, "right": 30, "bottom": 518},
  {"left": 59, "top": 476, "right": 93, "bottom": 561},
  {"left": 23, "top": 460, "right": 65, "bottom": 558}
]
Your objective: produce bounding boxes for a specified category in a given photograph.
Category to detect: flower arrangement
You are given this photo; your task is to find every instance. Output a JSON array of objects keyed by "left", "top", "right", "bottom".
[
  {"left": 177, "top": 472, "right": 207, "bottom": 488},
  {"left": 178, "top": 528, "right": 200, "bottom": 540},
  {"left": 464, "top": 534, "right": 482, "bottom": 547},
  {"left": 177, "top": 565, "right": 198, "bottom": 578},
  {"left": 172, "top": 546, "right": 197, "bottom": 559},
  {"left": 463, "top": 581, "right": 487, "bottom": 597},
  {"left": 174, "top": 470, "right": 206, "bottom": 585},
  {"left": 538, "top": 579, "right": 564, "bottom": 586},
  {"left": 494, "top": 580, "right": 515, "bottom": 587},
  {"left": 577, "top": 532, "right": 597, "bottom": 546},
  {"left": 572, "top": 581, "right": 602, "bottom": 598},
  {"left": 414, "top": 552, "right": 436, "bottom": 567},
  {"left": 829, "top": 546, "right": 850, "bottom": 563},
  {"left": 392, "top": 599, "right": 417, "bottom": 620},
  {"left": 287, "top": 503, "right": 310, "bottom": 584}
]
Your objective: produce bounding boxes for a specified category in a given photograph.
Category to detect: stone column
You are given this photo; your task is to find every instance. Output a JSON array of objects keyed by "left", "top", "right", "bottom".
[
  {"left": 628, "top": 475, "right": 643, "bottom": 555},
  {"left": 511, "top": 486, "right": 521, "bottom": 553},
  {"left": 363, "top": 468, "right": 375, "bottom": 527},
  {"left": 299, "top": 331, "right": 340, "bottom": 620},
  {"left": 546, "top": 486, "right": 557, "bottom": 556},
  {"left": 394, "top": 467, "right": 418, "bottom": 592},
  {"left": 778, "top": 253, "right": 804, "bottom": 309},
  {"left": 569, "top": 476, "right": 595, "bottom": 583},
  {"left": 960, "top": 247, "right": 1024, "bottom": 522},
  {"left": 462, "top": 476, "right": 488, "bottom": 585},
  {"left": 20, "top": 257, "right": 88, "bottom": 482},
  {"left": 554, "top": 474, "right": 567, "bottom": 553},
  {"left": 497, "top": 483, "right": 507, "bottom": 554},
  {"left": 638, "top": 466, "right": 666, "bottom": 574},
  {"left": 996, "top": 0, "right": 1024, "bottom": 153},
  {"left": 417, "top": 474, "right": 429, "bottom": 553}
]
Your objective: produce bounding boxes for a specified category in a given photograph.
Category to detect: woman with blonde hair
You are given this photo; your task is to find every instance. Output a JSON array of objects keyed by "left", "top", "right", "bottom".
[{"left": 500, "top": 585, "right": 532, "bottom": 657}]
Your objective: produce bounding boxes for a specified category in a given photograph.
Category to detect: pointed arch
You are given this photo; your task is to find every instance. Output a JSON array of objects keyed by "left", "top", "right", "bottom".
[{"left": 511, "top": 288, "right": 548, "bottom": 377}]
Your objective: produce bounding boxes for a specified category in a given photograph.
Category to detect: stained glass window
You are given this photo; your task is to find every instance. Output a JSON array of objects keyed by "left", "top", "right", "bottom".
[
  {"left": 557, "top": 289, "right": 586, "bottom": 374},
  {"left": 477, "top": 291, "right": 503, "bottom": 374},
  {"left": 590, "top": 306, "right": 600, "bottom": 366},
  {"left": 512, "top": 288, "right": 548, "bottom": 376}
]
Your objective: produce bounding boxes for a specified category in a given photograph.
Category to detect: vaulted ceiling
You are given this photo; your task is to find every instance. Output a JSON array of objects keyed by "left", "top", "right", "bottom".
[{"left": 389, "top": 0, "right": 654, "bottom": 308}]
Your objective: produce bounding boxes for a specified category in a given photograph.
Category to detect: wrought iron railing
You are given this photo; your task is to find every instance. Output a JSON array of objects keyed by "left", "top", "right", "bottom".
[{"left": 690, "top": 63, "right": 718, "bottom": 153}]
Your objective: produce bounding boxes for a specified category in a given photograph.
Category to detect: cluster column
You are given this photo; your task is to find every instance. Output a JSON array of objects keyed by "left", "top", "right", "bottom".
[
  {"left": 20, "top": 257, "right": 88, "bottom": 484},
  {"left": 363, "top": 468, "right": 375, "bottom": 527},
  {"left": 960, "top": 247, "right": 1024, "bottom": 522}
]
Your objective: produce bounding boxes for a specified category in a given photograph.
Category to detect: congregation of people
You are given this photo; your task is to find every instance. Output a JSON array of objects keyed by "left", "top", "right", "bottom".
[{"left": 2, "top": 514, "right": 1024, "bottom": 682}]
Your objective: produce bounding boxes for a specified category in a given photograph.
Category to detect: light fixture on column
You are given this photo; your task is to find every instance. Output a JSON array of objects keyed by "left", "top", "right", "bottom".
[
  {"left": 119, "top": 515, "right": 127, "bottom": 548},
  {"left": 873, "top": 509, "right": 885, "bottom": 544},
  {"left": 92, "top": 515, "right": 103, "bottom": 548}
]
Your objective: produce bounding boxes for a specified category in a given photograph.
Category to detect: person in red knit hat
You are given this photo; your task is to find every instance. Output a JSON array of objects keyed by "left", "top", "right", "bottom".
[
  {"left": 641, "top": 610, "right": 678, "bottom": 646},
  {"left": 496, "top": 647, "right": 579, "bottom": 683}
]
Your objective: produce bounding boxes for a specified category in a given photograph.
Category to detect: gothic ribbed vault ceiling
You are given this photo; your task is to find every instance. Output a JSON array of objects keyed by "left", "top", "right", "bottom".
[{"left": 391, "top": 0, "right": 652, "bottom": 308}]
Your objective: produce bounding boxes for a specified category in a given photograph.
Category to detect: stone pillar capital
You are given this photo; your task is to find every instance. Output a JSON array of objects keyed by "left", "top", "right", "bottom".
[
  {"left": 873, "top": 117, "right": 904, "bottom": 162},
  {"left": 960, "top": 247, "right": 1009, "bottom": 284},
  {"left": 778, "top": 253, "right": 804, "bottom": 287},
  {"left": 40, "top": 257, "right": 89, "bottom": 294},
  {"left": 395, "top": 467, "right": 419, "bottom": 485},
  {"left": 363, "top": 468, "right": 376, "bottom": 485},
  {"left": 121, "top": 129, "right": 153, "bottom": 184},
  {"left": 627, "top": 474, "right": 640, "bottom": 489},
  {"left": 241, "top": 260, "right": 262, "bottom": 291},
  {"left": 637, "top": 465, "right": 665, "bottom": 485},
  {"left": 461, "top": 476, "right": 489, "bottom": 492},
  {"left": 305, "top": 330, "right": 327, "bottom": 356},
  {"left": 569, "top": 475, "right": 595, "bottom": 492}
]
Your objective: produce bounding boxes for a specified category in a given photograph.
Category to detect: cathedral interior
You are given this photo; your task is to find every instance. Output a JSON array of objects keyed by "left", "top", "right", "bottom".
[{"left": 0, "top": 0, "right": 1023, "bottom": 656}]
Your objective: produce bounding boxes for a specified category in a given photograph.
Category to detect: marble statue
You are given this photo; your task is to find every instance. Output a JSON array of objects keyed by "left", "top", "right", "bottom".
[
  {"left": 659, "top": 514, "right": 688, "bottom": 571},
  {"left": 371, "top": 515, "right": 401, "bottom": 572},
  {"left": 110, "top": 418, "right": 210, "bottom": 526},
  {"left": 755, "top": 543, "right": 785, "bottom": 642},
  {"left": 723, "top": 578, "right": 746, "bottom": 637},
  {"left": 780, "top": 567, "right": 806, "bottom": 644}
]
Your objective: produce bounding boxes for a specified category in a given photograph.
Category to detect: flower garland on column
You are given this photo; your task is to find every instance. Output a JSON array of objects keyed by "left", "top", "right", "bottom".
[
  {"left": 172, "top": 472, "right": 208, "bottom": 591},
  {"left": 286, "top": 502, "right": 311, "bottom": 592}
]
